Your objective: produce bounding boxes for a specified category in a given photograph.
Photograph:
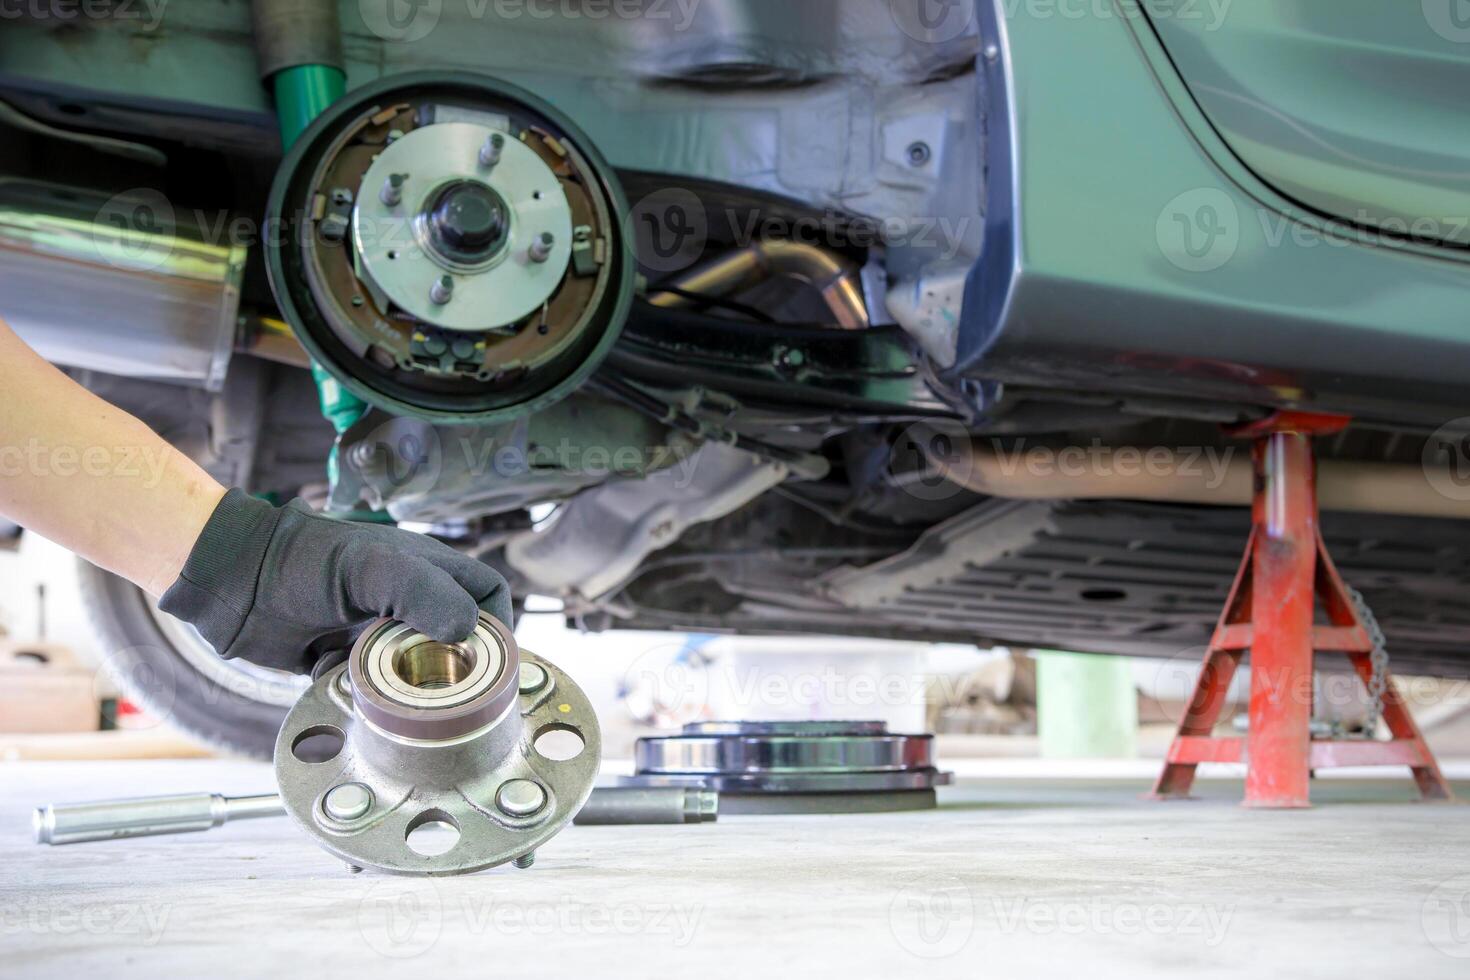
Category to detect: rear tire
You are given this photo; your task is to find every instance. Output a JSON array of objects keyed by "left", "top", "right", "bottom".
[{"left": 76, "top": 559, "right": 307, "bottom": 759}]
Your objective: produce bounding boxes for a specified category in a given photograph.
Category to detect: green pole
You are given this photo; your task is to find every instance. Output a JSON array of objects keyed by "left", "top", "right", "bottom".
[
  {"left": 272, "top": 64, "right": 346, "bottom": 146},
  {"left": 1034, "top": 650, "right": 1139, "bottom": 759},
  {"left": 268, "top": 64, "right": 370, "bottom": 483}
]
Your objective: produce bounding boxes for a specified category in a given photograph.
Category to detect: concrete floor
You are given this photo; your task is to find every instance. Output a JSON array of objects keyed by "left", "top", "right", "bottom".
[{"left": 2, "top": 760, "right": 1468, "bottom": 978}]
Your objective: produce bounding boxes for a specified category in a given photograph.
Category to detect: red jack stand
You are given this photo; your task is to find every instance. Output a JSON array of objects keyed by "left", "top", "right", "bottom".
[{"left": 1150, "top": 412, "right": 1454, "bottom": 808}]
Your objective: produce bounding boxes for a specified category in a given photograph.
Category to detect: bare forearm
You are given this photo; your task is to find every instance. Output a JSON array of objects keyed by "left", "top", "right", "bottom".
[{"left": 0, "top": 317, "right": 226, "bottom": 596}]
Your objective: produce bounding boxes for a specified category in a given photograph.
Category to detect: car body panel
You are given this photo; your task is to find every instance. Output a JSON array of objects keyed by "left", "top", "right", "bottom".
[
  {"left": 955, "top": 0, "right": 1470, "bottom": 428},
  {"left": 1145, "top": 0, "right": 1470, "bottom": 247}
]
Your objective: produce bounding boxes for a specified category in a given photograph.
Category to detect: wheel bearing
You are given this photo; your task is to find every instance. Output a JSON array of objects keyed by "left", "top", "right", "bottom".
[{"left": 274, "top": 612, "right": 600, "bottom": 875}]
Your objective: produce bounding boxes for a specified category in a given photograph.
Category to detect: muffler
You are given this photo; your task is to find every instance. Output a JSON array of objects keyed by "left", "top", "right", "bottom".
[{"left": 0, "top": 179, "right": 245, "bottom": 390}]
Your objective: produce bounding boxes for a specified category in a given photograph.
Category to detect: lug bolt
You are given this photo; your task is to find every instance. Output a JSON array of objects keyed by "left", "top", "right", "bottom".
[
  {"left": 514, "top": 852, "right": 536, "bottom": 870},
  {"left": 479, "top": 133, "right": 505, "bottom": 168},
  {"left": 380, "top": 173, "right": 407, "bottom": 207},
  {"left": 323, "top": 783, "right": 373, "bottom": 822},
  {"left": 430, "top": 275, "right": 454, "bottom": 305},
  {"left": 529, "top": 232, "right": 554, "bottom": 263},
  {"left": 518, "top": 662, "right": 549, "bottom": 695},
  {"left": 496, "top": 779, "right": 547, "bottom": 818}
]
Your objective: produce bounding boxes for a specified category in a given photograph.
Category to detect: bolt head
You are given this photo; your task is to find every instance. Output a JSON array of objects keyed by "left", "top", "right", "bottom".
[
  {"left": 430, "top": 275, "right": 455, "bottom": 306},
  {"left": 479, "top": 133, "right": 506, "bottom": 167},
  {"left": 323, "top": 783, "right": 373, "bottom": 822},
  {"left": 496, "top": 779, "right": 547, "bottom": 818},
  {"left": 518, "top": 662, "right": 549, "bottom": 695}
]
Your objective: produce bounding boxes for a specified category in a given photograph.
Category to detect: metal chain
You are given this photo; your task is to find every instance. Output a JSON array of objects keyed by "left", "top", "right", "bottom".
[{"left": 1347, "top": 587, "right": 1390, "bottom": 739}]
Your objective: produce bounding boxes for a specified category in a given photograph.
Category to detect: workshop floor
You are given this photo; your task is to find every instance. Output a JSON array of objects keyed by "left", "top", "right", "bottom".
[{"left": 3, "top": 760, "right": 1467, "bottom": 978}]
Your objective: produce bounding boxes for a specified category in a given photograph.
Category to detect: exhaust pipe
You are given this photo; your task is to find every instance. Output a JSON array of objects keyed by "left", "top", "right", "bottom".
[
  {"left": 928, "top": 435, "right": 1470, "bottom": 521},
  {"left": 0, "top": 180, "right": 246, "bottom": 390},
  {"left": 647, "top": 240, "right": 869, "bottom": 329}
]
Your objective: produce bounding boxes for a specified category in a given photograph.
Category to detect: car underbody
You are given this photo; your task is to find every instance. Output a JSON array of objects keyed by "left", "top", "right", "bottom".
[{"left": 3, "top": 0, "right": 1470, "bottom": 767}]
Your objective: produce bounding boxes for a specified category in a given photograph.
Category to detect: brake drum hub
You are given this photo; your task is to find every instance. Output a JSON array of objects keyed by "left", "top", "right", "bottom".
[
  {"left": 624, "top": 720, "right": 952, "bottom": 814},
  {"left": 265, "top": 72, "right": 633, "bottom": 423},
  {"left": 274, "top": 612, "right": 600, "bottom": 875},
  {"left": 352, "top": 122, "right": 575, "bottom": 332}
]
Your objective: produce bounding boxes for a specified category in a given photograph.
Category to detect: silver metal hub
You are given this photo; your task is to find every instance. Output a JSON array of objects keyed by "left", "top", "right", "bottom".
[
  {"left": 352, "top": 121, "right": 574, "bottom": 333},
  {"left": 624, "top": 720, "right": 951, "bottom": 814},
  {"left": 274, "top": 611, "right": 600, "bottom": 876}
]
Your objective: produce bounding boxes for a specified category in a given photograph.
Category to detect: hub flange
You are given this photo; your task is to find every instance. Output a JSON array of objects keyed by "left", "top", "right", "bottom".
[{"left": 274, "top": 612, "right": 600, "bottom": 875}]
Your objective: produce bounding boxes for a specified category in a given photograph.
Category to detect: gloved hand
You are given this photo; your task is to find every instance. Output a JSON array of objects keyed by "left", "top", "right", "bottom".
[{"left": 159, "top": 489, "right": 513, "bottom": 675}]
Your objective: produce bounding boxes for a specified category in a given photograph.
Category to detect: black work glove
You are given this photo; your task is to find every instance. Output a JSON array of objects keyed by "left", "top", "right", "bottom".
[{"left": 159, "top": 489, "right": 513, "bottom": 675}]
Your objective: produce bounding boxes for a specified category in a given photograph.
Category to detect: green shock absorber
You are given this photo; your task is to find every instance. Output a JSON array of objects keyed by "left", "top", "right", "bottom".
[
  {"left": 272, "top": 64, "right": 370, "bottom": 460},
  {"left": 271, "top": 64, "right": 345, "bottom": 148},
  {"left": 251, "top": 5, "right": 370, "bottom": 493}
]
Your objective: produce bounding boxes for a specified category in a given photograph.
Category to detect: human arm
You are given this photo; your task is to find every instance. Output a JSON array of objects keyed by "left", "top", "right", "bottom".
[{"left": 0, "top": 315, "right": 512, "bottom": 674}]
